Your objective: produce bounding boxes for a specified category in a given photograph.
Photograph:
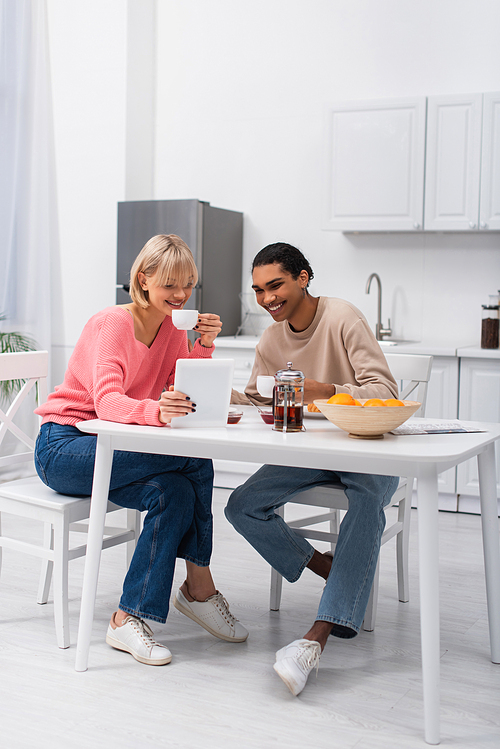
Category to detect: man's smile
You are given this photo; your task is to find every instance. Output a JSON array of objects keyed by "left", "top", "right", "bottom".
[{"left": 265, "top": 301, "right": 285, "bottom": 315}]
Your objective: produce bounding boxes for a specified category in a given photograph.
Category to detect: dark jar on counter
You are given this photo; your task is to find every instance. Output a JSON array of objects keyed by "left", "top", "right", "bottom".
[{"left": 481, "top": 305, "right": 499, "bottom": 349}]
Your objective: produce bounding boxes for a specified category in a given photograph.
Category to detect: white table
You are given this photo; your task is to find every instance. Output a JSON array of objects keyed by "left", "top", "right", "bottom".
[{"left": 77, "top": 409, "right": 500, "bottom": 745}]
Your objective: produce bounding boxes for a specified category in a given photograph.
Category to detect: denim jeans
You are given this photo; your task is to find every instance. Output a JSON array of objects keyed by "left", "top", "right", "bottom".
[
  {"left": 35, "top": 422, "right": 214, "bottom": 623},
  {"left": 225, "top": 465, "right": 399, "bottom": 638}
]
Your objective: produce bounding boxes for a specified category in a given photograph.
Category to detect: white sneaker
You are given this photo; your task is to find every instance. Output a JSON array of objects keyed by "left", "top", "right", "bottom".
[
  {"left": 106, "top": 615, "right": 172, "bottom": 665},
  {"left": 173, "top": 588, "right": 248, "bottom": 642},
  {"left": 273, "top": 638, "right": 321, "bottom": 696}
]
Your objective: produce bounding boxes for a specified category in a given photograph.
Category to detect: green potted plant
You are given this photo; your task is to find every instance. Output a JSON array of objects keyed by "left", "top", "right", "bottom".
[{"left": 0, "top": 313, "right": 37, "bottom": 402}]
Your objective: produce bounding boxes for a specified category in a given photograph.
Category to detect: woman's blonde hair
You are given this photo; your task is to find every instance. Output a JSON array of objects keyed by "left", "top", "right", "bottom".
[{"left": 129, "top": 234, "right": 198, "bottom": 309}]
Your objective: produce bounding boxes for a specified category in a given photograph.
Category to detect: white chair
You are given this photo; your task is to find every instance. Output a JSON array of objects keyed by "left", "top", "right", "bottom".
[
  {"left": 0, "top": 350, "right": 140, "bottom": 648},
  {"left": 270, "top": 352, "right": 433, "bottom": 631}
]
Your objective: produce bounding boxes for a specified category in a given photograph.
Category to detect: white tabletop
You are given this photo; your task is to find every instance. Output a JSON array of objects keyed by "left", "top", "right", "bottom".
[{"left": 78, "top": 407, "right": 500, "bottom": 478}]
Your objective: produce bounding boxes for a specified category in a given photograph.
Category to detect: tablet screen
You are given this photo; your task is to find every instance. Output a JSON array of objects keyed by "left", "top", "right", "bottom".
[{"left": 170, "top": 358, "right": 234, "bottom": 429}]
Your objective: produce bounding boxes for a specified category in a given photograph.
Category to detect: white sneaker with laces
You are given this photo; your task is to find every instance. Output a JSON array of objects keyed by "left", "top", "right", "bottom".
[
  {"left": 173, "top": 588, "right": 248, "bottom": 642},
  {"left": 106, "top": 615, "right": 172, "bottom": 665},
  {"left": 273, "top": 638, "right": 321, "bottom": 696}
]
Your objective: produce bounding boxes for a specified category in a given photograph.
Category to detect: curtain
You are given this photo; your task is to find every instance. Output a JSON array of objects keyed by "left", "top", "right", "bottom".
[
  {"left": 0, "top": 0, "right": 57, "bottom": 355},
  {"left": 0, "top": 0, "right": 57, "bottom": 476}
]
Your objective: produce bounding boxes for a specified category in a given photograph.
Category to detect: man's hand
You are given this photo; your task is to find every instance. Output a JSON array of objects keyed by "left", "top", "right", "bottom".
[{"left": 304, "top": 378, "right": 336, "bottom": 404}]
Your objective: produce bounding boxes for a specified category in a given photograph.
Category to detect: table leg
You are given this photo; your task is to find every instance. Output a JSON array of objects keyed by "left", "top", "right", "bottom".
[
  {"left": 477, "top": 443, "right": 500, "bottom": 664},
  {"left": 417, "top": 465, "right": 441, "bottom": 745},
  {"left": 75, "top": 435, "right": 113, "bottom": 672}
]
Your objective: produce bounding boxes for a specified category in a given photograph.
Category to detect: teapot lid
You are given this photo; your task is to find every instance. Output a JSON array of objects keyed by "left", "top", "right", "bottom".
[{"left": 275, "top": 361, "right": 304, "bottom": 381}]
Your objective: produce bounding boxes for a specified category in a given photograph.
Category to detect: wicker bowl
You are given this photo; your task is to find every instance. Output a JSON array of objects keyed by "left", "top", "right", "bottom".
[{"left": 313, "top": 399, "right": 421, "bottom": 439}]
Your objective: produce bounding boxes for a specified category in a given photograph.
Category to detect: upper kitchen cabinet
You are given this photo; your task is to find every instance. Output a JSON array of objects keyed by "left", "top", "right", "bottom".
[
  {"left": 480, "top": 92, "right": 500, "bottom": 231},
  {"left": 323, "top": 98, "right": 427, "bottom": 231},
  {"left": 324, "top": 92, "right": 500, "bottom": 231},
  {"left": 424, "top": 94, "right": 483, "bottom": 231}
]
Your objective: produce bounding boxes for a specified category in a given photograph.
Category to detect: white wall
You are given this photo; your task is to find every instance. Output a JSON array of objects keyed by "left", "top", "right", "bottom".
[
  {"left": 45, "top": 0, "right": 500, "bottom": 387},
  {"left": 154, "top": 0, "right": 500, "bottom": 345}
]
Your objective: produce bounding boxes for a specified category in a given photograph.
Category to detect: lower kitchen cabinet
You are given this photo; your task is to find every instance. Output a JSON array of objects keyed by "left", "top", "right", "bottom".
[
  {"left": 424, "top": 356, "right": 459, "bottom": 502},
  {"left": 457, "top": 356, "right": 500, "bottom": 514},
  {"left": 212, "top": 337, "right": 262, "bottom": 488},
  {"left": 212, "top": 336, "right": 258, "bottom": 392}
]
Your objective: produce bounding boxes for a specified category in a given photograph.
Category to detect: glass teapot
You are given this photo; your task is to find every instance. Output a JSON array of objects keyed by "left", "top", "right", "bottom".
[{"left": 273, "top": 362, "right": 304, "bottom": 432}]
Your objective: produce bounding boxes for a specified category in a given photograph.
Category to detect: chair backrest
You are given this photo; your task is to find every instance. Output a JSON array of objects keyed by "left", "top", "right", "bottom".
[
  {"left": 0, "top": 351, "right": 48, "bottom": 470},
  {"left": 384, "top": 353, "right": 433, "bottom": 418}
]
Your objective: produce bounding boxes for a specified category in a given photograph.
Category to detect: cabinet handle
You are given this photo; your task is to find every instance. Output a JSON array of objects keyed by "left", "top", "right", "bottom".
[
  {"left": 480, "top": 221, "right": 488, "bottom": 229},
  {"left": 413, "top": 222, "right": 421, "bottom": 229},
  {"left": 469, "top": 221, "right": 477, "bottom": 229}
]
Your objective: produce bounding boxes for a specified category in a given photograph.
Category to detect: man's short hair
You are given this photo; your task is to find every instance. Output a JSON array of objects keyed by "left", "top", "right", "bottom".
[{"left": 252, "top": 242, "right": 314, "bottom": 287}]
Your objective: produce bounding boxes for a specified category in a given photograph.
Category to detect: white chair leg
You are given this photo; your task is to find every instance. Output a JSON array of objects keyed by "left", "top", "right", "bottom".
[
  {"left": 270, "top": 505, "right": 286, "bottom": 610},
  {"left": 396, "top": 479, "right": 414, "bottom": 603},
  {"left": 126, "top": 509, "right": 141, "bottom": 568},
  {"left": 362, "top": 557, "right": 380, "bottom": 632},
  {"left": 37, "top": 523, "right": 54, "bottom": 605},
  {"left": 52, "top": 515, "right": 70, "bottom": 649},
  {"left": 329, "top": 509, "right": 341, "bottom": 553},
  {"left": 270, "top": 567, "right": 283, "bottom": 611}
]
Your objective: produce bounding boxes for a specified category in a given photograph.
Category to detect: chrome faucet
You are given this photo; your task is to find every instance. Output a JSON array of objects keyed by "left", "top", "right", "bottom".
[{"left": 365, "top": 273, "right": 392, "bottom": 341}]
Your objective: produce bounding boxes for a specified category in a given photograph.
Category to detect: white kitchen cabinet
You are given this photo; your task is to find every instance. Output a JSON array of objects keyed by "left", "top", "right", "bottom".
[
  {"left": 324, "top": 92, "right": 500, "bottom": 232},
  {"left": 323, "top": 97, "right": 427, "bottom": 231},
  {"left": 480, "top": 92, "right": 500, "bottom": 231},
  {"left": 424, "top": 94, "right": 483, "bottom": 231},
  {"left": 456, "top": 356, "right": 500, "bottom": 512}
]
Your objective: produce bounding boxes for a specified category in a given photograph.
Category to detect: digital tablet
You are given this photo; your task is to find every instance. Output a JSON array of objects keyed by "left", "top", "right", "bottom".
[{"left": 170, "top": 358, "right": 234, "bottom": 429}]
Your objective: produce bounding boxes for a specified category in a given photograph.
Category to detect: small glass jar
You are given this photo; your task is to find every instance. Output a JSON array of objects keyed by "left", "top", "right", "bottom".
[
  {"left": 481, "top": 305, "right": 499, "bottom": 349},
  {"left": 273, "top": 362, "right": 304, "bottom": 432}
]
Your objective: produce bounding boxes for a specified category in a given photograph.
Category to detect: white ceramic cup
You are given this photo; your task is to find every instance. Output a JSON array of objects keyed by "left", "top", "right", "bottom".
[
  {"left": 256, "top": 375, "right": 275, "bottom": 398},
  {"left": 172, "top": 309, "right": 199, "bottom": 330}
]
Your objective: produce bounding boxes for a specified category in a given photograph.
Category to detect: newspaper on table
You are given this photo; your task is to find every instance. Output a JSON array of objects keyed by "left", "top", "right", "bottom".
[{"left": 391, "top": 420, "right": 487, "bottom": 436}]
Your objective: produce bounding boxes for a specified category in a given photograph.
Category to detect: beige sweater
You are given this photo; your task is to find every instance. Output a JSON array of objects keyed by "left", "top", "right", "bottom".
[{"left": 231, "top": 296, "right": 398, "bottom": 405}]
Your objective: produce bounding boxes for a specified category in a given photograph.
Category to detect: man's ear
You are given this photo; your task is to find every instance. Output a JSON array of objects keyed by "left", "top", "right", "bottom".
[{"left": 299, "top": 269, "right": 309, "bottom": 287}]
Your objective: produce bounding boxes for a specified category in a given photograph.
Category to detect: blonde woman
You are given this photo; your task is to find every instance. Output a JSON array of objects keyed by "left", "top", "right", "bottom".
[{"left": 34, "top": 235, "right": 248, "bottom": 665}]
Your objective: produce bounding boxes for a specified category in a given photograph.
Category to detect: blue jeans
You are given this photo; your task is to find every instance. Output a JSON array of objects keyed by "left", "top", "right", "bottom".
[
  {"left": 35, "top": 422, "right": 214, "bottom": 623},
  {"left": 225, "top": 466, "right": 399, "bottom": 638}
]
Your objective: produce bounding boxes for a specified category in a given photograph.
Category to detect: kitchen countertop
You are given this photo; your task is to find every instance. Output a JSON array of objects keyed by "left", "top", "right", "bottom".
[
  {"left": 456, "top": 345, "right": 500, "bottom": 359},
  {"left": 378, "top": 342, "right": 459, "bottom": 356},
  {"left": 214, "top": 335, "right": 263, "bottom": 349},
  {"left": 215, "top": 336, "right": 500, "bottom": 359}
]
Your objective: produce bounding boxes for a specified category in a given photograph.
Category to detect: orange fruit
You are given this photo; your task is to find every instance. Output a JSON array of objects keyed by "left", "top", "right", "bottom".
[
  {"left": 351, "top": 398, "right": 362, "bottom": 406},
  {"left": 384, "top": 398, "right": 405, "bottom": 407},
  {"left": 327, "top": 393, "right": 355, "bottom": 405},
  {"left": 363, "top": 398, "right": 386, "bottom": 407}
]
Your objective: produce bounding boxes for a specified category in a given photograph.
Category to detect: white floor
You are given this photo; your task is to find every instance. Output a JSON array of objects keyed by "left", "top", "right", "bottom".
[{"left": 1, "top": 490, "right": 499, "bottom": 749}]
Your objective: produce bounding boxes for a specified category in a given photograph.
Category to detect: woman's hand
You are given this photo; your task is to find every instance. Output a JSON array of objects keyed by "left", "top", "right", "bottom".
[
  {"left": 194, "top": 313, "right": 222, "bottom": 348},
  {"left": 159, "top": 387, "right": 196, "bottom": 425}
]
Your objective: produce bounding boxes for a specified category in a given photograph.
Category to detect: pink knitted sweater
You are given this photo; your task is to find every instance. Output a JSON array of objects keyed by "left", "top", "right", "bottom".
[{"left": 35, "top": 307, "right": 214, "bottom": 427}]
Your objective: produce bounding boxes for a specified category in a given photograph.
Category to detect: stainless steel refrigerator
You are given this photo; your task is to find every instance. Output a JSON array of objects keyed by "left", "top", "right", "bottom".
[{"left": 116, "top": 199, "right": 243, "bottom": 335}]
